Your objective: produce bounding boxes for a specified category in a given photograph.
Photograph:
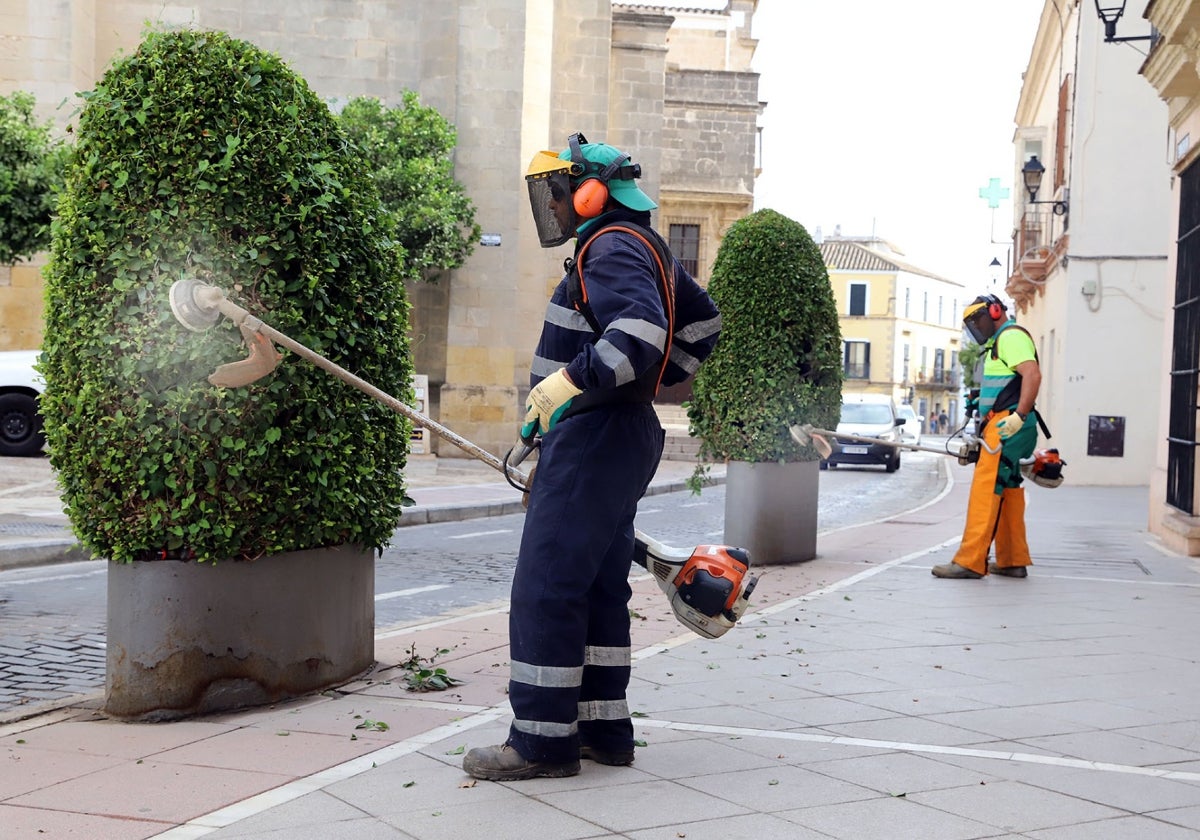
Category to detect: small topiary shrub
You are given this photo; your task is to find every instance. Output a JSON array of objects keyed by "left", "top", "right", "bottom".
[
  {"left": 687, "top": 208, "right": 843, "bottom": 465},
  {"left": 337, "top": 93, "right": 480, "bottom": 281},
  {"left": 0, "top": 90, "right": 67, "bottom": 263},
  {"left": 40, "top": 29, "right": 412, "bottom": 563}
]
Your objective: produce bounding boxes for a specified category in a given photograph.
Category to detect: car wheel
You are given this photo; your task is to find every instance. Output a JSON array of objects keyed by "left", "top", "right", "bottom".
[
  {"left": 886, "top": 450, "right": 900, "bottom": 473},
  {"left": 0, "top": 393, "right": 45, "bottom": 457},
  {"left": 819, "top": 460, "right": 828, "bottom": 471}
]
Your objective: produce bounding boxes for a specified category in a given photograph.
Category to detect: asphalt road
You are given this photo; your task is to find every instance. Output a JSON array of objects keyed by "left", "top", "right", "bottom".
[{"left": 0, "top": 451, "right": 947, "bottom": 720}]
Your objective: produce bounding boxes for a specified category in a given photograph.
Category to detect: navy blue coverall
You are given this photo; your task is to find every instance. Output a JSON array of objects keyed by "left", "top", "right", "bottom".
[{"left": 507, "top": 207, "right": 721, "bottom": 763}]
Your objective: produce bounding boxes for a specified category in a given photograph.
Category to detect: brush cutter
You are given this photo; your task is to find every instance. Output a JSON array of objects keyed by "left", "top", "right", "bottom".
[
  {"left": 169, "top": 279, "right": 757, "bottom": 639},
  {"left": 789, "top": 423, "right": 990, "bottom": 464},
  {"left": 789, "top": 423, "right": 1065, "bottom": 486}
]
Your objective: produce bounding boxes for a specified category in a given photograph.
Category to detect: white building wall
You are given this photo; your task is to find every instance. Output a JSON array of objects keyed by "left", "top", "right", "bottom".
[{"left": 1013, "top": 2, "right": 1170, "bottom": 486}]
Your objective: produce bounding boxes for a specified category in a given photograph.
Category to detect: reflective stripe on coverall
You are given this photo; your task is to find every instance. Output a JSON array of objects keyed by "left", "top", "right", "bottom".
[{"left": 507, "top": 402, "right": 664, "bottom": 763}]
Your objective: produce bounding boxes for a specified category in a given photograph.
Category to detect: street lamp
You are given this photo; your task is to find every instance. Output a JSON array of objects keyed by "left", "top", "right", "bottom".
[
  {"left": 1094, "top": 1, "right": 1157, "bottom": 44},
  {"left": 1021, "top": 156, "right": 1068, "bottom": 216}
]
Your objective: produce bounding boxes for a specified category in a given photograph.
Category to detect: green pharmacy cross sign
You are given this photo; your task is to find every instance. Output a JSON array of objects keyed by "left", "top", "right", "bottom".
[{"left": 978, "top": 178, "right": 1010, "bottom": 209}]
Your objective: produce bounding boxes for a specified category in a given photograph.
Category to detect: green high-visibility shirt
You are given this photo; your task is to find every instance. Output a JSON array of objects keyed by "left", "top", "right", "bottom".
[{"left": 978, "top": 321, "right": 1036, "bottom": 416}]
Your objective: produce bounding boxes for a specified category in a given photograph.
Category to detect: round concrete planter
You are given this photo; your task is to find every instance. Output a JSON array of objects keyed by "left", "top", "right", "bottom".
[
  {"left": 723, "top": 459, "right": 819, "bottom": 565},
  {"left": 106, "top": 545, "right": 374, "bottom": 720}
]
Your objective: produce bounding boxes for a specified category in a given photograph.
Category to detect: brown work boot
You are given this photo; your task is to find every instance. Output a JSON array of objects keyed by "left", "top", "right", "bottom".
[
  {"left": 462, "top": 743, "right": 580, "bottom": 781},
  {"left": 580, "top": 744, "right": 635, "bottom": 766},
  {"left": 989, "top": 562, "right": 1028, "bottom": 578},
  {"left": 931, "top": 562, "right": 983, "bottom": 579}
]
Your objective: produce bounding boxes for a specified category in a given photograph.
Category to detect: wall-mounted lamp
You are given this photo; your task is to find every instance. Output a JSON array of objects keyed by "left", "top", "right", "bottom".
[
  {"left": 1094, "top": 1, "right": 1158, "bottom": 44},
  {"left": 1021, "top": 156, "right": 1068, "bottom": 216}
]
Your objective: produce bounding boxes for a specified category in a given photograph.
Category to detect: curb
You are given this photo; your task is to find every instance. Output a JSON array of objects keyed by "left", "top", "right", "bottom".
[{"left": 0, "top": 475, "right": 722, "bottom": 568}]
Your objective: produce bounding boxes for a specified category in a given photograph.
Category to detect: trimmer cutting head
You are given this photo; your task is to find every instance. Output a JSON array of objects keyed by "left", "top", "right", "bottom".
[
  {"left": 169, "top": 278, "right": 222, "bottom": 332},
  {"left": 789, "top": 424, "right": 833, "bottom": 460}
]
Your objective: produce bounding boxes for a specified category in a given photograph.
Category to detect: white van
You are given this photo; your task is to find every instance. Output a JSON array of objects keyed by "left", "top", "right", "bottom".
[{"left": 821, "top": 393, "right": 905, "bottom": 473}]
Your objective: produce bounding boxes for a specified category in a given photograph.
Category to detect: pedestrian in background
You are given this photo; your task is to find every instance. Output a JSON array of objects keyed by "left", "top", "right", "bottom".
[
  {"left": 933, "top": 295, "right": 1042, "bottom": 580},
  {"left": 462, "top": 133, "right": 721, "bottom": 781}
]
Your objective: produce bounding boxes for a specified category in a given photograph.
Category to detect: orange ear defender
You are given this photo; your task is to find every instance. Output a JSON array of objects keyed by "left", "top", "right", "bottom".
[{"left": 568, "top": 131, "right": 631, "bottom": 219}]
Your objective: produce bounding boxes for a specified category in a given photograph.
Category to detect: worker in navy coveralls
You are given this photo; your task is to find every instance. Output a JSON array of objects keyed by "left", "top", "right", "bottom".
[{"left": 463, "top": 134, "right": 721, "bottom": 781}]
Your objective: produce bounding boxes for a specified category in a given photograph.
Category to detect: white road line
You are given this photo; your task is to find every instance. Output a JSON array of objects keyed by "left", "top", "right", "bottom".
[
  {"left": 374, "top": 584, "right": 451, "bottom": 601},
  {"left": 149, "top": 703, "right": 510, "bottom": 839},
  {"left": 446, "top": 529, "right": 511, "bottom": 540},
  {"left": 0, "top": 568, "right": 105, "bottom": 586},
  {"left": 633, "top": 717, "right": 1200, "bottom": 784},
  {"left": 680, "top": 502, "right": 708, "bottom": 508},
  {"left": 638, "top": 508, "right": 663, "bottom": 514}
]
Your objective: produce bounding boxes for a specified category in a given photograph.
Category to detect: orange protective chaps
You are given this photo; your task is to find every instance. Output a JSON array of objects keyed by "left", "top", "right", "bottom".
[{"left": 950, "top": 415, "right": 1033, "bottom": 575}]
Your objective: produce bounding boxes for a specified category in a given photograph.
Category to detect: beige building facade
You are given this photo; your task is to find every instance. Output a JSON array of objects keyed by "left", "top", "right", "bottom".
[
  {"left": 820, "top": 236, "right": 967, "bottom": 426},
  {"left": 0, "top": 1, "right": 761, "bottom": 457}
]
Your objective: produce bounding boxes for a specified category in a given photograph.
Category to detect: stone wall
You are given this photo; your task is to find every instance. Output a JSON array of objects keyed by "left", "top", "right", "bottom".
[{"left": 1, "top": 0, "right": 761, "bottom": 455}]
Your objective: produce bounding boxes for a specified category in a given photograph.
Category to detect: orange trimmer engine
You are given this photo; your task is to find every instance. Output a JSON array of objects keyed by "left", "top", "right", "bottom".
[
  {"left": 634, "top": 539, "right": 758, "bottom": 639},
  {"left": 1021, "top": 447, "right": 1066, "bottom": 489}
]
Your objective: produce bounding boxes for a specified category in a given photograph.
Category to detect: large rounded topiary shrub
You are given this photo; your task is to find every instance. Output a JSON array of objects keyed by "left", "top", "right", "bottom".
[
  {"left": 688, "top": 209, "right": 842, "bottom": 464},
  {"left": 40, "top": 30, "right": 414, "bottom": 717},
  {"left": 687, "top": 209, "right": 842, "bottom": 565},
  {"left": 40, "top": 29, "right": 411, "bottom": 565}
]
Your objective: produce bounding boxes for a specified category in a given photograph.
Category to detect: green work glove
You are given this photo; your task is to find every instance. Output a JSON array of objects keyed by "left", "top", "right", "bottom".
[
  {"left": 995, "top": 411, "right": 1026, "bottom": 440},
  {"left": 521, "top": 368, "right": 582, "bottom": 440}
]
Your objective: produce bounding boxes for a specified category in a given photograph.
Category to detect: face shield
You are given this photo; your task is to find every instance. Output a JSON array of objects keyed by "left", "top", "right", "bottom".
[
  {"left": 962, "top": 304, "right": 995, "bottom": 345},
  {"left": 525, "top": 150, "right": 580, "bottom": 248}
]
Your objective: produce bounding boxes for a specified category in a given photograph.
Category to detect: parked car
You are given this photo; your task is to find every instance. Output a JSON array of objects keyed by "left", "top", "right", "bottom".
[
  {"left": 896, "top": 403, "right": 922, "bottom": 446},
  {"left": 820, "top": 393, "right": 904, "bottom": 472},
  {"left": 0, "top": 350, "right": 45, "bottom": 457}
]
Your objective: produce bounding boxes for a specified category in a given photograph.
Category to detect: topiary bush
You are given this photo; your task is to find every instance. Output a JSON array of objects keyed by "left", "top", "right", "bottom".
[
  {"left": 337, "top": 93, "right": 480, "bottom": 281},
  {"left": 687, "top": 209, "right": 843, "bottom": 464},
  {"left": 0, "top": 90, "right": 67, "bottom": 264},
  {"left": 40, "top": 29, "right": 412, "bottom": 564}
]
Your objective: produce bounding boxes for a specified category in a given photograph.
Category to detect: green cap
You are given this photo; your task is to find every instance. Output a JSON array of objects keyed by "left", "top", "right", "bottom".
[{"left": 558, "top": 142, "right": 657, "bottom": 211}]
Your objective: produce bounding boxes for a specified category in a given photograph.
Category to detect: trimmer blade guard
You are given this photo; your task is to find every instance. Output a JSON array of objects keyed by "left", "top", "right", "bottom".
[{"left": 789, "top": 424, "right": 833, "bottom": 460}]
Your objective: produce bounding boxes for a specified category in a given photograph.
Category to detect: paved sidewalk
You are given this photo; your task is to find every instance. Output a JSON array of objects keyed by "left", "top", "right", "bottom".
[{"left": 4, "top": 457, "right": 1200, "bottom": 838}]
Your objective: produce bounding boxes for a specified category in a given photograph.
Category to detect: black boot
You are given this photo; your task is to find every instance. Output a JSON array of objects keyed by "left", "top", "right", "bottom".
[{"left": 580, "top": 744, "right": 635, "bottom": 766}]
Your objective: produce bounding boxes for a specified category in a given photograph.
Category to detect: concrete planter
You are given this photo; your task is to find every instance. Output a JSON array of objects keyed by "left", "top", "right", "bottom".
[
  {"left": 724, "top": 459, "right": 819, "bottom": 565},
  {"left": 106, "top": 545, "right": 374, "bottom": 720}
]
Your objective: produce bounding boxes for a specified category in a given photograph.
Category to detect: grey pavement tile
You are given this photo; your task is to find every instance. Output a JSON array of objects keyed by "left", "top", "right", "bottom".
[
  {"left": 1112, "top": 720, "right": 1200, "bottom": 751},
  {"left": 535, "top": 777, "right": 752, "bottom": 834},
  {"left": 854, "top": 687, "right": 991, "bottom": 717},
  {"left": 648, "top": 701, "right": 817, "bottom": 733},
  {"left": 214, "top": 817, "right": 415, "bottom": 839},
  {"left": 621, "top": 733, "right": 782, "bottom": 781},
  {"left": 911, "top": 779, "right": 1125, "bottom": 833},
  {"left": 207, "top": 792, "right": 417, "bottom": 839},
  {"left": 1017, "top": 729, "right": 1200, "bottom": 768},
  {"left": 815, "top": 713, "right": 1005, "bottom": 748},
  {"left": 626, "top": 811, "right": 833, "bottom": 839},
  {"left": 776, "top": 791, "right": 1002, "bottom": 839},
  {"left": 719, "top": 730, "right": 891, "bottom": 765},
  {"left": 676, "top": 763, "right": 878, "bottom": 812},
  {"left": 958, "top": 758, "right": 1200, "bottom": 814},
  {"left": 1146, "top": 804, "right": 1200, "bottom": 831},
  {"left": 755, "top": 694, "right": 896, "bottom": 727},
  {"left": 924, "top": 705, "right": 1100, "bottom": 742},
  {"left": 804, "top": 750, "right": 1004, "bottom": 796},
  {"left": 791, "top": 668, "right": 910, "bottom": 697},
  {"left": 1026, "top": 815, "right": 1200, "bottom": 839}
]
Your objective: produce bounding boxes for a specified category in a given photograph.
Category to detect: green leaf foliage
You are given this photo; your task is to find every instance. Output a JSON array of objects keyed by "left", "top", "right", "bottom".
[
  {"left": 959, "top": 340, "right": 982, "bottom": 390},
  {"left": 337, "top": 93, "right": 480, "bottom": 281},
  {"left": 687, "top": 209, "right": 843, "bottom": 463},
  {"left": 39, "top": 29, "right": 412, "bottom": 563},
  {"left": 0, "top": 91, "right": 67, "bottom": 263}
]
